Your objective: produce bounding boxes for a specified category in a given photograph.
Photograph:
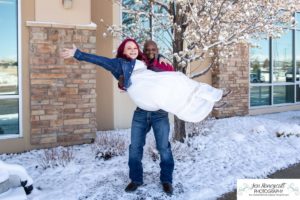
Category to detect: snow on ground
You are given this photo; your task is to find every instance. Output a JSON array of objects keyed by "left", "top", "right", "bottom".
[{"left": 1, "top": 111, "right": 300, "bottom": 200}]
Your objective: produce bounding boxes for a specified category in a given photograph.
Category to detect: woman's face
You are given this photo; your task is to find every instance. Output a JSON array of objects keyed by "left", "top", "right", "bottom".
[{"left": 123, "top": 41, "right": 138, "bottom": 59}]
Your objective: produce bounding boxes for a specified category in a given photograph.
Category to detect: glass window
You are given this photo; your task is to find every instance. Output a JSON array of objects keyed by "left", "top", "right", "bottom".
[
  {"left": 0, "top": 99, "right": 19, "bottom": 135},
  {"left": 0, "top": 0, "right": 18, "bottom": 95},
  {"left": 273, "top": 85, "right": 294, "bottom": 104},
  {"left": 0, "top": 0, "right": 19, "bottom": 137},
  {"left": 272, "top": 30, "right": 293, "bottom": 83},
  {"left": 297, "top": 85, "right": 300, "bottom": 102},
  {"left": 250, "top": 13, "right": 300, "bottom": 107},
  {"left": 250, "top": 39, "right": 270, "bottom": 83},
  {"left": 122, "top": 0, "right": 172, "bottom": 57},
  {"left": 296, "top": 12, "right": 300, "bottom": 29},
  {"left": 250, "top": 86, "right": 271, "bottom": 106},
  {"left": 122, "top": 0, "right": 151, "bottom": 44},
  {"left": 297, "top": 31, "right": 300, "bottom": 82}
]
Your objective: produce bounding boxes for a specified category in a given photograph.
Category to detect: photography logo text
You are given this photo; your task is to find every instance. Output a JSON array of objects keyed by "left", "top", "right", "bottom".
[{"left": 237, "top": 179, "right": 300, "bottom": 200}]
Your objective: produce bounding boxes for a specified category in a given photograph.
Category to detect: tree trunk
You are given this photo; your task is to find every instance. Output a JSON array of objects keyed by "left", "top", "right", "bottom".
[
  {"left": 170, "top": 2, "right": 189, "bottom": 142},
  {"left": 173, "top": 116, "right": 186, "bottom": 143}
]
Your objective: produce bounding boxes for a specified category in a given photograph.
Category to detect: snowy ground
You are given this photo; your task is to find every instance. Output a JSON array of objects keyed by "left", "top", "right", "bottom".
[{"left": 1, "top": 111, "right": 300, "bottom": 200}]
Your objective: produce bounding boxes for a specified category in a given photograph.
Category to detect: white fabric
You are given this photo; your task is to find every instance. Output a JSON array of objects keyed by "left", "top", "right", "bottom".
[
  {"left": 133, "top": 60, "right": 147, "bottom": 71},
  {"left": 127, "top": 60, "right": 223, "bottom": 122}
]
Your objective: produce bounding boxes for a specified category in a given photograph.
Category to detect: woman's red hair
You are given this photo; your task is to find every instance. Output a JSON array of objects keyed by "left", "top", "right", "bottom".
[{"left": 116, "top": 38, "right": 147, "bottom": 62}]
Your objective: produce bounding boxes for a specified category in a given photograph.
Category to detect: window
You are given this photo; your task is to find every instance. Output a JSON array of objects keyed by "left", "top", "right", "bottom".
[
  {"left": 122, "top": 0, "right": 172, "bottom": 56},
  {"left": 297, "top": 84, "right": 300, "bottom": 102},
  {"left": 250, "top": 86, "right": 271, "bottom": 106},
  {"left": 296, "top": 13, "right": 300, "bottom": 102},
  {"left": 272, "top": 31, "right": 293, "bottom": 83},
  {"left": 0, "top": 0, "right": 20, "bottom": 137},
  {"left": 273, "top": 85, "right": 294, "bottom": 104},
  {"left": 250, "top": 38, "right": 270, "bottom": 84},
  {"left": 250, "top": 12, "right": 300, "bottom": 107},
  {"left": 296, "top": 12, "right": 300, "bottom": 29},
  {"left": 122, "top": 0, "right": 152, "bottom": 44}
]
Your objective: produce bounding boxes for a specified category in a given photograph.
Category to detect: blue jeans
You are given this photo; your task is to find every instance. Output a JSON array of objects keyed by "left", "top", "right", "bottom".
[{"left": 128, "top": 107, "right": 174, "bottom": 184}]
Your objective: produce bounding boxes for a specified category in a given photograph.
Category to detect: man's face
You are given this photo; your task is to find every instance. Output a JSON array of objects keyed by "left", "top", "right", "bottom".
[{"left": 144, "top": 44, "right": 158, "bottom": 60}]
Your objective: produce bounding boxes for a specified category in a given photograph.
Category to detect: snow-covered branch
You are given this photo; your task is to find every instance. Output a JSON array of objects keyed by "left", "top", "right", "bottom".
[
  {"left": 152, "top": 0, "right": 170, "bottom": 13},
  {"left": 104, "top": 0, "right": 297, "bottom": 73}
]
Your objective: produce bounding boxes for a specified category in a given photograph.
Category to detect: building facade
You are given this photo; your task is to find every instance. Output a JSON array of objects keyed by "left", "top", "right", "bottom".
[{"left": 0, "top": 0, "right": 299, "bottom": 153}]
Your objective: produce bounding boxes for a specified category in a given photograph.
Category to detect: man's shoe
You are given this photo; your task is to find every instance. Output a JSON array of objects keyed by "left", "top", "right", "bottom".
[
  {"left": 125, "top": 182, "right": 142, "bottom": 192},
  {"left": 222, "top": 88, "right": 232, "bottom": 98},
  {"left": 213, "top": 102, "right": 227, "bottom": 109},
  {"left": 162, "top": 183, "right": 173, "bottom": 196}
]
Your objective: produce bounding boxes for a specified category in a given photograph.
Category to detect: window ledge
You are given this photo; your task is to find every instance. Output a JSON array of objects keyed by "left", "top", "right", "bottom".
[
  {"left": 26, "top": 21, "right": 97, "bottom": 30},
  {"left": 249, "top": 103, "right": 300, "bottom": 115},
  {"left": 0, "top": 135, "right": 23, "bottom": 140}
]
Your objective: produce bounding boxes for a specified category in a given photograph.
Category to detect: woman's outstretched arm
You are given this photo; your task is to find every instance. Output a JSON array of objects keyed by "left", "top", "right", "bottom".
[{"left": 61, "top": 44, "right": 120, "bottom": 76}]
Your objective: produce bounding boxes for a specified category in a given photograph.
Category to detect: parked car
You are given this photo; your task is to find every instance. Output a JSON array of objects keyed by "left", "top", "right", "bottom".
[{"left": 285, "top": 68, "right": 300, "bottom": 82}]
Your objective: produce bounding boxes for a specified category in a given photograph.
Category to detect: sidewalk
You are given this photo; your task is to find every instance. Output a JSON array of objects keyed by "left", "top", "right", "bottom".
[{"left": 218, "top": 162, "right": 300, "bottom": 200}]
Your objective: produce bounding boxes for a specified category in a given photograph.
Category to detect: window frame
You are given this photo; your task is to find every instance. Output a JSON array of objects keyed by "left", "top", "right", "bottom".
[
  {"left": 249, "top": 11, "right": 300, "bottom": 109},
  {"left": 121, "top": 1, "right": 173, "bottom": 55},
  {"left": 0, "top": 0, "right": 22, "bottom": 139}
]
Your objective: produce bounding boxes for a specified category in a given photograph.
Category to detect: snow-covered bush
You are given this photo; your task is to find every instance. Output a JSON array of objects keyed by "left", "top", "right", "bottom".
[
  {"left": 277, "top": 125, "right": 300, "bottom": 137},
  {"left": 276, "top": 131, "right": 300, "bottom": 138},
  {"left": 146, "top": 139, "right": 160, "bottom": 162},
  {"left": 38, "top": 146, "right": 74, "bottom": 169},
  {"left": 144, "top": 135, "right": 190, "bottom": 162},
  {"left": 171, "top": 141, "right": 191, "bottom": 161},
  {"left": 252, "top": 125, "right": 269, "bottom": 135},
  {"left": 186, "top": 118, "right": 216, "bottom": 137},
  {"left": 92, "top": 132, "right": 126, "bottom": 160}
]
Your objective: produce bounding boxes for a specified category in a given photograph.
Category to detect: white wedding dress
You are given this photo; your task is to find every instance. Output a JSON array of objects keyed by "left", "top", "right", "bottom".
[{"left": 127, "top": 60, "right": 223, "bottom": 122}]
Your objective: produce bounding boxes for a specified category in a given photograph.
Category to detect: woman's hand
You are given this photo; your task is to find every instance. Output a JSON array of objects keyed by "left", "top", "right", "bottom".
[
  {"left": 118, "top": 75, "right": 125, "bottom": 91},
  {"left": 61, "top": 44, "right": 77, "bottom": 59}
]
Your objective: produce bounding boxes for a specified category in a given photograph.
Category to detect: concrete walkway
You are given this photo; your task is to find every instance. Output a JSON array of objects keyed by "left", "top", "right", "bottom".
[{"left": 217, "top": 162, "right": 300, "bottom": 200}]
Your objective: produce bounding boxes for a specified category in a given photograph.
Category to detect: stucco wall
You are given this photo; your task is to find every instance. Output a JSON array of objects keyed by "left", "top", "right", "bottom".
[
  {"left": 91, "top": 0, "right": 135, "bottom": 130},
  {"left": 91, "top": 0, "right": 115, "bottom": 130},
  {"left": 112, "top": 1, "right": 136, "bottom": 129},
  {"left": 35, "top": 0, "right": 91, "bottom": 24}
]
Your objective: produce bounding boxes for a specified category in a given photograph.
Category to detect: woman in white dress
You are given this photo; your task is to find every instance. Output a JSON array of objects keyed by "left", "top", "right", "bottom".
[{"left": 61, "top": 38, "right": 223, "bottom": 123}]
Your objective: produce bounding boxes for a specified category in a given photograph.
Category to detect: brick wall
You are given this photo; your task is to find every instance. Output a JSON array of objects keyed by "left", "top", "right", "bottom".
[
  {"left": 212, "top": 43, "right": 249, "bottom": 118},
  {"left": 27, "top": 22, "right": 97, "bottom": 147}
]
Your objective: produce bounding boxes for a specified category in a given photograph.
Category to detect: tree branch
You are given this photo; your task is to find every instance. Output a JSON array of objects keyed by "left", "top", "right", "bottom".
[{"left": 152, "top": 0, "right": 171, "bottom": 13}]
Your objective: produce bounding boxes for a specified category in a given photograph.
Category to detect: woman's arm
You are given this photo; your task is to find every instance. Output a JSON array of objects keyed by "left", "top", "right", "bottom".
[{"left": 61, "top": 44, "right": 119, "bottom": 74}]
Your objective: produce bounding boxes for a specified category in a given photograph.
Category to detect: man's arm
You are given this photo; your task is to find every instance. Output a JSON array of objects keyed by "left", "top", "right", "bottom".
[
  {"left": 149, "top": 54, "right": 174, "bottom": 72},
  {"left": 158, "top": 54, "right": 172, "bottom": 66}
]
